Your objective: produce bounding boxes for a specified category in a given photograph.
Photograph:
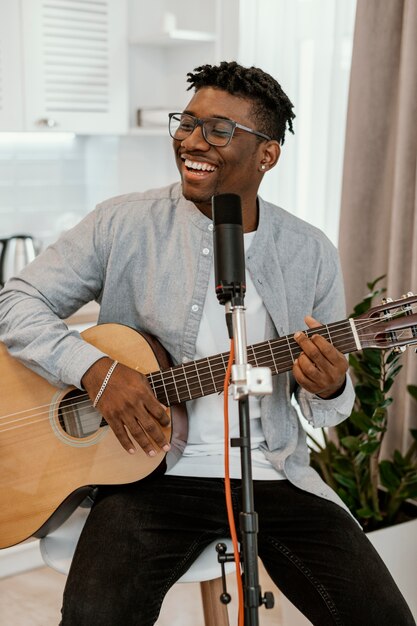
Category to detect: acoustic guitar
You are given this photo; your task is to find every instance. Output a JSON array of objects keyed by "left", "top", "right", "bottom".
[{"left": 1, "top": 294, "right": 416, "bottom": 549}]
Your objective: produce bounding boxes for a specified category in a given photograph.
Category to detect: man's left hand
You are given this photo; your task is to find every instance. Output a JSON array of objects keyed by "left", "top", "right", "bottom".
[{"left": 293, "top": 316, "right": 348, "bottom": 399}]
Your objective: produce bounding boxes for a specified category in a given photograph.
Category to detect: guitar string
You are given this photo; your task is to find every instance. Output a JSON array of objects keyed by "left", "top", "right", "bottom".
[
  {"left": 0, "top": 310, "right": 416, "bottom": 433},
  {"left": 0, "top": 312, "right": 415, "bottom": 432},
  {"left": 4, "top": 309, "right": 414, "bottom": 423},
  {"left": 0, "top": 331, "right": 411, "bottom": 437},
  {"left": 1, "top": 314, "right": 412, "bottom": 432},
  {"left": 0, "top": 330, "right": 410, "bottom": 440},
  {"left": 0, "top": 318, "right": 358, "bottom": 419},
  {"left": 0, "top": 319, "right": 387, "bottom": 425}
]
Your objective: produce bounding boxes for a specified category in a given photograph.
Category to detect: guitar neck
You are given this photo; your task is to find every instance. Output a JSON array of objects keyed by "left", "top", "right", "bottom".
[{"left": 147, "top": 319, "right": 357, "bottom": 407}]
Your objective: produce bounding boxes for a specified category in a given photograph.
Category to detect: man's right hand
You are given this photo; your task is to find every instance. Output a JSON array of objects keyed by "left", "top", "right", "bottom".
[{"left": 82, "top": 357, "right": 171, "bottom": 456}]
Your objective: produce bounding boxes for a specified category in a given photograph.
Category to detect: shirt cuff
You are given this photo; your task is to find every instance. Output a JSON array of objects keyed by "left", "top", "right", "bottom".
[
  {"left": 59, "top": 339, "right": 108, "bottom": 389},
  {"left": 299, "top": 374, "right": 355, "bottom": 428},
  {"left": 309, "top": 374, "right": 355, "bottom": 413}
]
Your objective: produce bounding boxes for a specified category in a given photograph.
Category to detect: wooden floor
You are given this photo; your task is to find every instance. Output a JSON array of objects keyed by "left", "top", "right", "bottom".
[{"left": 0, "top": 561, "right": 309, "bottom": 625}]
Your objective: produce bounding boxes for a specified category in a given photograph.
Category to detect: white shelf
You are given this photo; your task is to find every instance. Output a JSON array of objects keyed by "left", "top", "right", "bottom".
[
  {"left": 130, "top": 29, "right": 216, "bottom": 46},
  {"left": 128, "top": 127, "right": 169, "bottom": 136}
]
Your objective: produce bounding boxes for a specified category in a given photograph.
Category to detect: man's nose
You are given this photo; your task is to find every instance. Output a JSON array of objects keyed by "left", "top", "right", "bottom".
[{"left": 181, "top": 123, "right": 210, "bottom": 150}]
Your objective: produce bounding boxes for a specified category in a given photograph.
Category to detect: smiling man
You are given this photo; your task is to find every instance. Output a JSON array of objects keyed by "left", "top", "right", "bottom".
[
  {"left": 170, "top": 86, "right": 280, "bottom": 232},
  {"left": 0, "top": 61, "right": 414, "bottom": 626}
]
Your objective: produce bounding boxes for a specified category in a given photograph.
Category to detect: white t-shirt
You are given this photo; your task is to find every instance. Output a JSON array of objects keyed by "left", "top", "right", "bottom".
[{"left": 167, "top": 232, "right": 285, "bottom": 480}]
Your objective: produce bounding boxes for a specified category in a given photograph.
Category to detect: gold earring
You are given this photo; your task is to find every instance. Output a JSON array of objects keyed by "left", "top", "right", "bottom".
[{"left": 260, "top": 164, "right": 266, "bottom": 170}]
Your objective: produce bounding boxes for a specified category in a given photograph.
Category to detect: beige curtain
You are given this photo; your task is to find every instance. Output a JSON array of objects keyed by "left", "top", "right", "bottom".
[{"left": 339, "top": 0, "right": 417, "bottom": 453}]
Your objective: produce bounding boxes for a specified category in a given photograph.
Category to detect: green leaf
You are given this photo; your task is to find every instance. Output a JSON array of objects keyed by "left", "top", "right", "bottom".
[
  {"left": 386, "top": 350, "right": 401, "bottom": 364},
  {"left": 362, "top": 349, "right": 382, "bottom": 367},
  {"left": 333, "top": 473, "right": 357, "bottom": 490},
  {"left": 402, "top": 484, "right": 417, "bottom": 499},
  {"left": 352, "top": 298, "right": 374, "bottom": 316},
  {"left": 356, "top": 506, "right": 375, "bottom": 519},
  {"left": 393, "top": 450, "right": 407, "bottom": 466},
  {"left": 354, "top": 451, "right": 367, "bottom": 466},
  {"left": 367, "top": 425, "right": 386, "bottom": 435},
  {"left": 340, "top": 436, "right": 360, "bottom": 452},
  {"left": 349, "top": 354, "right": 360, "bottom": 368},
  {"left": 332, "top": 458, "right": 355, "bottom": 475},
  {"left": 378, "top": 399, "right": 393, "bottom": 410},
  {"left": 403, "top": 475, "right": 417, "bottom": 486},
  {"left": 387, "top": 364, "right": 402, "bottom": 379},
  {"left": 407, "top": 385, "right": 417, "bottom": 402},
  {"left": 355, "top": 385, "right": 383, "bottom": 406},
  {"left": 349, "top": 410, "right": 372, "bottom": 432},
  {"left": 359, "top": 440, "right": 381, "bottom": 454},
  {"left": 379, "top": 461, "right": 401, "bottom": 491},
  {"left": 383, "top": 378, "right": 395, "bottom": 394},
  {"left": 367, "top": 275, "right": 386, "bottom": 291}
]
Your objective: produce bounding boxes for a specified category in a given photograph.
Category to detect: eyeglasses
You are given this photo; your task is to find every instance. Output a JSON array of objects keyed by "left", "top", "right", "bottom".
[{"left": 168, "top": 112, "right": 271, "bottom": 147}]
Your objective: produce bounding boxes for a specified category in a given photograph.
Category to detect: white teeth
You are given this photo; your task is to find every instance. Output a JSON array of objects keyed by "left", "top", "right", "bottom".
[{"left": 184, "top": 158, "right": 216, "bottom": 172}]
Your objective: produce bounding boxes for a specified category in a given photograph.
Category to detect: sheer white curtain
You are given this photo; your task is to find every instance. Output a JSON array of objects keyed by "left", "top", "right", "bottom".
[{"left": 238, "top": 0, "right": 356, "bottom": 244}]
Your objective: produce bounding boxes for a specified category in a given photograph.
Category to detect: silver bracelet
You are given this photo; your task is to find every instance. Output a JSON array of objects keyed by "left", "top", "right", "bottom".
[{"left": 93, "top": 360, "right": 118, "bottom": 408}]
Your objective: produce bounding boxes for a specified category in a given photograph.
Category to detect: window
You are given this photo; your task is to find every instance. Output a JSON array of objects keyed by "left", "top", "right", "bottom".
[{"left": 239, "top": 0, "right": 357, "bottom": 244}]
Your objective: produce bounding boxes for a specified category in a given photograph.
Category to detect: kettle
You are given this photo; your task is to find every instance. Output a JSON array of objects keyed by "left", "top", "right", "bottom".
[{"left": 0, "top": 235, "right": 36, "bottom": 287}]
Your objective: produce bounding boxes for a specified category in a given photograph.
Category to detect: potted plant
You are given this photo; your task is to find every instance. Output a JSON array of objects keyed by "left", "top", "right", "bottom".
[
  {"left": 304, "top": 277, "right": 417, "bottom": 622},
  {"left": 308, "top": 276, "right": 417, "bottom": 531}
]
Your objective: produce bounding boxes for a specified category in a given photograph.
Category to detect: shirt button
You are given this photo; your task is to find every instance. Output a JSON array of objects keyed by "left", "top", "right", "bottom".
[
  {"left": 191, "top": 304, "right": 199, "bottom": 312},
  {"left": 208, "top": 223, "right": 214, "bottom": 231},
  {"left": 202, "top": 247, "right": 210, "bottom": 255},
  {"left": 182, "top": 356, "right": 189, "bottom": 363}
]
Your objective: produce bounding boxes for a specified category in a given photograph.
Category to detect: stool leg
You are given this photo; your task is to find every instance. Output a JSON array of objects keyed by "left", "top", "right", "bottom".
[{"left": 200, "top": 577, "right": 230, "bottom": 626}]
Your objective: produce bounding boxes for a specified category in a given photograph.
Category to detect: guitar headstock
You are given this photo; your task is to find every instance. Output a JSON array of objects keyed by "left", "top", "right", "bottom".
[{"left": 354, "top": 293, "right": 417, "bottom": 351}]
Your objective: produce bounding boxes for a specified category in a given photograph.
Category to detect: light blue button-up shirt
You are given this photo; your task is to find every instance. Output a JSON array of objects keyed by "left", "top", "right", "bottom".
[{"left": 0, "top": 182, "right": 355, "bottom": 513}]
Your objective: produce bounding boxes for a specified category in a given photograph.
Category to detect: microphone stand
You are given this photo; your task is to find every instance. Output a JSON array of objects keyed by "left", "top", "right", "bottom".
[
  {"left": 211, "top": 193, "right": 273, "bottom": 625},
  {"left": 226, "top": 297, "right": 274, "bottom": 626}
]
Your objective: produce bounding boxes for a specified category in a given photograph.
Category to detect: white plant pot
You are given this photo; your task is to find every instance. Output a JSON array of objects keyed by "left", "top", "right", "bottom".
[
  {"left": 367, "top": 516, "right": 417, "bottom": 619},
  {"left": 279, "top": 516, "right": 417, "bottom": 625}
]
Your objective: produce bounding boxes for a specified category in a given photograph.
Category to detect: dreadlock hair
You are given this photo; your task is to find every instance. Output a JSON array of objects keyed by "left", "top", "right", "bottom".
[{"left": 186, "top": 61, "right": 295, "bottom": 145}]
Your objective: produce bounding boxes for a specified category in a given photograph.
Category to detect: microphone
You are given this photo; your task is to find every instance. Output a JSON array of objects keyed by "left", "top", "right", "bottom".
[{"left": 212, "top": 193, "right": 246, "bottom": 306}]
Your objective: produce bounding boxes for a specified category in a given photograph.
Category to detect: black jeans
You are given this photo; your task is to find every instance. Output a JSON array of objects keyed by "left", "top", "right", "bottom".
[{"left": 60, "top": 476, "right": 415, "bottom": 625}]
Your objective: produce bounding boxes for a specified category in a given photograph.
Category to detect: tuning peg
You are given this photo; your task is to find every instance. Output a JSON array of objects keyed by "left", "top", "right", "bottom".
[
  {"left": 394, "top": 346, "right": 407, "bottom": 354},
  {"left": 382, "top": 297, "right": 393, "bottom": 304}
]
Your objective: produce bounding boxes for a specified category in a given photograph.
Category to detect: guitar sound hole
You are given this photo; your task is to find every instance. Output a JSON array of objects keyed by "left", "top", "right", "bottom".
[{"left": 58, "top": 389, "right": 104, "bottom": 438}]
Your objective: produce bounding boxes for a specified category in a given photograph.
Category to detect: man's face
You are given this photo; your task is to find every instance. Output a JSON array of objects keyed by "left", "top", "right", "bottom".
[{"left": 172, "top": 87, "right": 267, "bottom": 216}]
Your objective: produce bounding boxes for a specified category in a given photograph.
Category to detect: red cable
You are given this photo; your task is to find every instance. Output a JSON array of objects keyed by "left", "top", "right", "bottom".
[{"left": 223, "top": 340, "right": 245, "bottom": 626}]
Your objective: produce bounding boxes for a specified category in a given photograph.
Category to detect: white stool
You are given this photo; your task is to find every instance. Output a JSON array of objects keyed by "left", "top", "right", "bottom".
[{"left": 40, "top": 505, "right": 235, "bottom": 626}]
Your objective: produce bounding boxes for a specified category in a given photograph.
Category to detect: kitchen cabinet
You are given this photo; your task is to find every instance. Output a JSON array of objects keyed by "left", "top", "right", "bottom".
[
  {"left": 0, "top": 0, "right": 239, "bottom": 136},
  {"left": 0, "top": 0, "right": 24, "bottom": 131},
  {"left": 128, "top": 0, "right": 240, "bottom": 134},
  {"left": 21, "top": 0, "right": 128, "bottom": 134},
  {"left": 0, "top": 0, "right": 128, "bottom": 134}
]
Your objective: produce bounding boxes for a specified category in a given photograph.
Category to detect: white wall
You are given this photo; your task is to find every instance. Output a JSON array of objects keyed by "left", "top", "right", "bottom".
[
  {"left": 0, "top": 133, "right": 180, "bottom": 250},
  {"left": 0, "top": 135, "right": 88, "bottom": 249},
  {"left": 84, "top": 134, "right": 178, "bottom": 209}
]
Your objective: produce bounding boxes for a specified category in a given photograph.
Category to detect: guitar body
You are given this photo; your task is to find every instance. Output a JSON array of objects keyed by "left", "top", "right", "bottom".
[{"left": 0, "top": 324, "right": 172, "bottom": 549}]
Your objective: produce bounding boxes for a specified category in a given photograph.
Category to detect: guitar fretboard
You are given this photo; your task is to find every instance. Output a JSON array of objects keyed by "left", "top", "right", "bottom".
[{"left": 147, "top": 320, "right": 356, "bottom": 406}]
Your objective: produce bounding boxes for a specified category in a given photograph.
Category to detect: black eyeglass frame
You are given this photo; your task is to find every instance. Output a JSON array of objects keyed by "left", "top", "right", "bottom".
[{"left": 168, "top": 112, "right": 271, "bottom": 147}]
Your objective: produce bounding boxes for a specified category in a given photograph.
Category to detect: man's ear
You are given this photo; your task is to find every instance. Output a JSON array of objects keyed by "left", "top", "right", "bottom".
[{"left": 259, "top": 141, "right": 281, "bottom": 172}]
